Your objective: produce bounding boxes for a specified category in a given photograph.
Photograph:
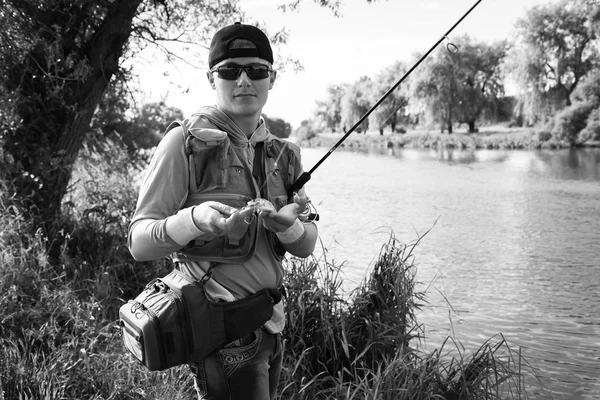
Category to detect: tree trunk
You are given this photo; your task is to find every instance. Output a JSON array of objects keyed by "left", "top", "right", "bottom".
[
  {"left": 2, "top": 0, "right": 143, "bottom": 257},
  {"left": 468, "top": 121, "right": 476, "bottom": 133},
  {"left": 447, "top": 104, "right": 453, "bottom": 134}
]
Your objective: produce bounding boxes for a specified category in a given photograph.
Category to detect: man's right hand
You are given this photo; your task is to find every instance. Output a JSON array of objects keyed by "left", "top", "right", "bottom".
[{"left": 192, "top": 201, "right": 255, "bottom": 237}]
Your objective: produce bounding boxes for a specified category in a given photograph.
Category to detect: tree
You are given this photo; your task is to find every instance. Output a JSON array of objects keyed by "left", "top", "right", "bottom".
[
  {"left": 370, "top": 61, "right": 409, "bottom": 135},
  {"left": 413, "top": 36, "right": 506, "bottom": 133},
  {"left": 341, "top": 77, "right": 372, "bottom": 133},
  {"left": 413, "top": 48, "right": 459, "bottom": 133},
  {"left": 264, "top": 115, "right": 292, "bottom": 138},
  {"left": 0, "top": 0, "right": 261, "bottom": 249},
  {"left": 453, "top": 37, "right": 507, "bottom": 132},
  {"left": 506, "top": 0, "right": 600, "bottom": 124},
  {"left": 314, "top": 84, "right": 345, "bottom": 133}
]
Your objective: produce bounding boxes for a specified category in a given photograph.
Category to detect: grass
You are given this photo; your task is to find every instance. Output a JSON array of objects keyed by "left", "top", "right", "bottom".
[{"left": 0, "top": 144, "right": 538, "bottom": 399}]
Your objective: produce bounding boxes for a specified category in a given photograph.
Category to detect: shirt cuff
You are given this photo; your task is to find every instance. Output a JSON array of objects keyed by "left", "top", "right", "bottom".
[
  {"left": 165, "top": 207, "right": 203, "bottom": 245},
  {"left": 275, "top": 218, "right": 305, "bottom": 244}
]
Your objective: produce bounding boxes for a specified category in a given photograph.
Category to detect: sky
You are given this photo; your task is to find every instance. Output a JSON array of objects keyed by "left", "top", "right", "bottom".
[{"left": 136, "top": 0, "right": 551, "bottom": 128}]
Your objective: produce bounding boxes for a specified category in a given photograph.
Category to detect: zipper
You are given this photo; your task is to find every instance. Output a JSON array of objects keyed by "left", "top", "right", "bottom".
[
  {"left": 167, "top": 290, "right": 194, "bottom": 355},
  {"left": 144, "top": 307, "right": 167, "bottom": 369}
]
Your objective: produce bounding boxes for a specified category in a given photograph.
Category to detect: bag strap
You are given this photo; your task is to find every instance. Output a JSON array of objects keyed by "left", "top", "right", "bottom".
[{"left": 253, "top": 142, "right": 267, "bottom": 199}]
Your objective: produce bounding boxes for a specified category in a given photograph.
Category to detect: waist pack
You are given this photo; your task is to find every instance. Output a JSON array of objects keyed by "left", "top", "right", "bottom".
[{"left": 119, "top": 268, "right": 282, "bottom": 371}]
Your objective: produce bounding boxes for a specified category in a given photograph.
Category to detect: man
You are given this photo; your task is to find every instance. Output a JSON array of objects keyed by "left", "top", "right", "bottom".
[{"left": 128, "top": 22, "right": 318, "bottom": 400}]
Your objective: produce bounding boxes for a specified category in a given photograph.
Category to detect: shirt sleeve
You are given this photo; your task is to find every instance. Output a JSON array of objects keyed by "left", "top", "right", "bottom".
[{"left": 127, "top": 126, "right": 203, "bottom": 261}]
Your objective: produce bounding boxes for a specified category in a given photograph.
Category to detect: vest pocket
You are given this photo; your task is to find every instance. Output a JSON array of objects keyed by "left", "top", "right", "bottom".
[{"left": 187, "top": 135, "right": 231, "bottom": 192}]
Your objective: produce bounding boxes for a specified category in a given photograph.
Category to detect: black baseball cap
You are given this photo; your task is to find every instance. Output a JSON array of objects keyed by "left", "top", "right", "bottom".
[{"left": 208, "top": 22, "right": 274, "bottom": 69}]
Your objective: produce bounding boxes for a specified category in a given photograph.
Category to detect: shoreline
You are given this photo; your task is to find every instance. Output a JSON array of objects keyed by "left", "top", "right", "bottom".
[{"left": 295, "top": 127, "right": 600, "bottom": 150}]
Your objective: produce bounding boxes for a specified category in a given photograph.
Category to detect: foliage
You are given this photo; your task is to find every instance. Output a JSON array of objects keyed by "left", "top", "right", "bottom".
[
  {"left": 369, "top": 62, "right": 410, "bottom": 135},
  {"left": 506, "top": 0, "right": 600, "bottom": 123},
  {"left": 545, "top": 68, "right": 600, "bottom": 143},
  {"left": 412, "top": 35, "right": 507, "bottom": 134},
  {"left": 551, "top": 102, "right": 596, "bottom": 145},
  {"left": 341, "top": 76, "right": 373, "bottom": 133},
  {"left": 413, "top": 47, "right": 459, "bottom": 133},
  {"left": 294, "top": 118, "right": 319, "bottom": 142},
  {"left": 571, "top": 69, "right": 600, "bottom": 107},
  {"left": 133, "top": 102, "right": 184, "bottom": 145},
  {"left": 265, "top": 114, "right": 293, "bottom": 138},
  {"left": 452, "top": 37, "right": 507, "bottom": 132},
  {"left": 579, "top": 108, "right": 600, "bottom": 142},
  {"left": 88, "top": 80, "right": 182, "bottom": 159},
  {"left": 314, "top": 84, "right": 347, "bottom": 133}
]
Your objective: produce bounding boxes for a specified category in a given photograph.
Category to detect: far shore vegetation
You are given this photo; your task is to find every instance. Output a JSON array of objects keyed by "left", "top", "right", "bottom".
[{"left": 295, "top": 124, "right": 600, "bottom": 152}]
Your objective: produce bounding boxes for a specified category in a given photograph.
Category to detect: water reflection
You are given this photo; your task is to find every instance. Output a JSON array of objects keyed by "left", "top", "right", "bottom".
[
  {"left": 535, "top": 148, "right": 600, "bottom": 181},
  {"left": 351, "top": 144, "right": 600, "bottom": 181}
]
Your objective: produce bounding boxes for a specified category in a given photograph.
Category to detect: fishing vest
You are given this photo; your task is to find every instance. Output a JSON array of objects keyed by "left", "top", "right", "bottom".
[{"left": 168, "top": 107, "right": 302, "bottom": 264}]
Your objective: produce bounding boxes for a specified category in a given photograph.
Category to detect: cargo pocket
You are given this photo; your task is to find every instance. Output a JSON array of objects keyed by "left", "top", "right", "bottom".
[{"left": 187, "top": 133, "right": 229, "bottom": 192}]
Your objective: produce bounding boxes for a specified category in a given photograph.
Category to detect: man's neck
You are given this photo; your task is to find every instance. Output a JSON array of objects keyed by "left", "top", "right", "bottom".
[{"left": 227, "top": 113, "right": 262, "bottom": 139}]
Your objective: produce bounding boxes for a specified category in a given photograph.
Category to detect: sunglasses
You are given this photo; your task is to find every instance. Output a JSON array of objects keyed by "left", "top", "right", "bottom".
[{"left": 211, "top": 64, "right": 272, "bottom": 80}]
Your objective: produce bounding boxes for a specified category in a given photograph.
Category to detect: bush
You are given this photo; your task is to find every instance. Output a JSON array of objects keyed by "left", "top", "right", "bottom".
[
  {"left": 294, "top": 119, "right": 318, "bottom": 142},
  {"left": 579, "top": 107, "right": 600, "bottom": 142},
  {"left": 264, "top": 115, "right": 292, "bottom": 138},
  {"left": 534, "top": 129, "right": 553, "bottom": 142},
  {"left": 551, "top": 101, "right": 596, "bottom": 144},
  {"left": 572, "top": 70, "right": 600, "bottom": 107}
]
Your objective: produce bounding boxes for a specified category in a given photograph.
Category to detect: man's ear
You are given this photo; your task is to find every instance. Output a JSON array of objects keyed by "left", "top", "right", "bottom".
[
  {"left": 206, "top": 71, "right": 216, "bottom": 89},
  {"left": 269, "top": 71, "right": 277, "bottom": 89}
]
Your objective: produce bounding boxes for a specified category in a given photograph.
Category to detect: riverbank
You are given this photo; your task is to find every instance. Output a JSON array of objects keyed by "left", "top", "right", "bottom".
[{"left": 297, "top": 125, "right": 599, "bottom": 150}]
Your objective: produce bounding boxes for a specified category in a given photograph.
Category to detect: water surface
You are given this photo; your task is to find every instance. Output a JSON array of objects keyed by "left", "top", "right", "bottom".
[{"left": 299, "top": 145, "right": 600, "bottom": 399}]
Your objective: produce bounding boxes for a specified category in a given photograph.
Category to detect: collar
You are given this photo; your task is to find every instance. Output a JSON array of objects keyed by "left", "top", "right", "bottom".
[
  {"left": 196, "top": 106, "right": 269, "bottom": 147},
  {"left": 248, "top": 118, "right": 269, "bottom": 144}
]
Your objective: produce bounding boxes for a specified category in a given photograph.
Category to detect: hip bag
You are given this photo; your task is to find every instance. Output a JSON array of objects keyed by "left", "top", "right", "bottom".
[{"left": 119, "top": 267, "right": 281, "bottom": 371}]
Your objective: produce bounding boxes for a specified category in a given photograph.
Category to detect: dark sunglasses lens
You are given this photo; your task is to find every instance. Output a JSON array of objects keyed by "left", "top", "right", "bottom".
[
  {"left": 246, "top": 67, "right": 270, "bottom": 80},
  {"left": 216, "top": 67, "right": 240, "bottom": 80},
  {"left": 216, "top": 66, "right": 270, "bottom": 80}
]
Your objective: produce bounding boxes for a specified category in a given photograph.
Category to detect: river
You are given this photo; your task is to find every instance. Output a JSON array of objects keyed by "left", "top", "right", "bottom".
[{"left": 298, "top": 144, "right": 600, "bottom": 399}]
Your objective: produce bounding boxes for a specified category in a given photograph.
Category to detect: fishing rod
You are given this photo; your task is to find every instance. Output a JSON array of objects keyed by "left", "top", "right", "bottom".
[{"left": 287, "top": 0, "right": 484, "bottom": 199}]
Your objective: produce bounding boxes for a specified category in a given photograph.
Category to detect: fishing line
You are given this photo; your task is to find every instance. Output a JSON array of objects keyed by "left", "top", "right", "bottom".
[
  {"left": 378, "top": 99, "right": 408, "bottom": 132},
  {"left": 287, "top": 0, "right": 484, "bottom": 199}
]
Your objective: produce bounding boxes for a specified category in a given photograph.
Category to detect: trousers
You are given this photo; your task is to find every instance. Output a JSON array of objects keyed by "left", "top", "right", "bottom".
[{"left": 189, "top": 327, "right": 283, "bottom": 400}]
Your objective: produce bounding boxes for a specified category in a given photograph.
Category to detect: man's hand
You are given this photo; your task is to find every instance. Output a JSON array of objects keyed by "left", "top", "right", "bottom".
[
  {"left": 257, "top": 194, "right": 308, "bottom": 233},
  {"left": 192, "top": 201, "right": 254, "bottom": 236}
]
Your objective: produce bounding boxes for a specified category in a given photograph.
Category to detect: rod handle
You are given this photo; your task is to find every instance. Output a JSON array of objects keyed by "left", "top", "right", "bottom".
[{"left": 287, "top": 171, "right": 312, "bottom": 201}]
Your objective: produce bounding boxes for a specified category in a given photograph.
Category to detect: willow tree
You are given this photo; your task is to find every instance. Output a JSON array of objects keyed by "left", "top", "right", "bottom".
[
  {"left": 0, "top": 0, "right": 275, "bottom": 244},
  {"left": 412, "top": 35, "right": 506, "bottom": 134},
  {"left": 506, "top": 0, "right": 600, "bottom": 124},
  {"left": 370, "top": 61, "right": 409, "bottom": 135}
]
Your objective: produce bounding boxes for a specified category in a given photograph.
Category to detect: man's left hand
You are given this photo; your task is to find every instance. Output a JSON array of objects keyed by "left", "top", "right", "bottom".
[{"left": 257, "top": 195, "right": 308, "bottom": 233}]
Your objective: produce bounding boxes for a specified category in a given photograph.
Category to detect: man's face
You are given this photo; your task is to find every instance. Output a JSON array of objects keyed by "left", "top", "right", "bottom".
[{"left": 208, "top": 57, "right": 276, "bottom": 119}]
